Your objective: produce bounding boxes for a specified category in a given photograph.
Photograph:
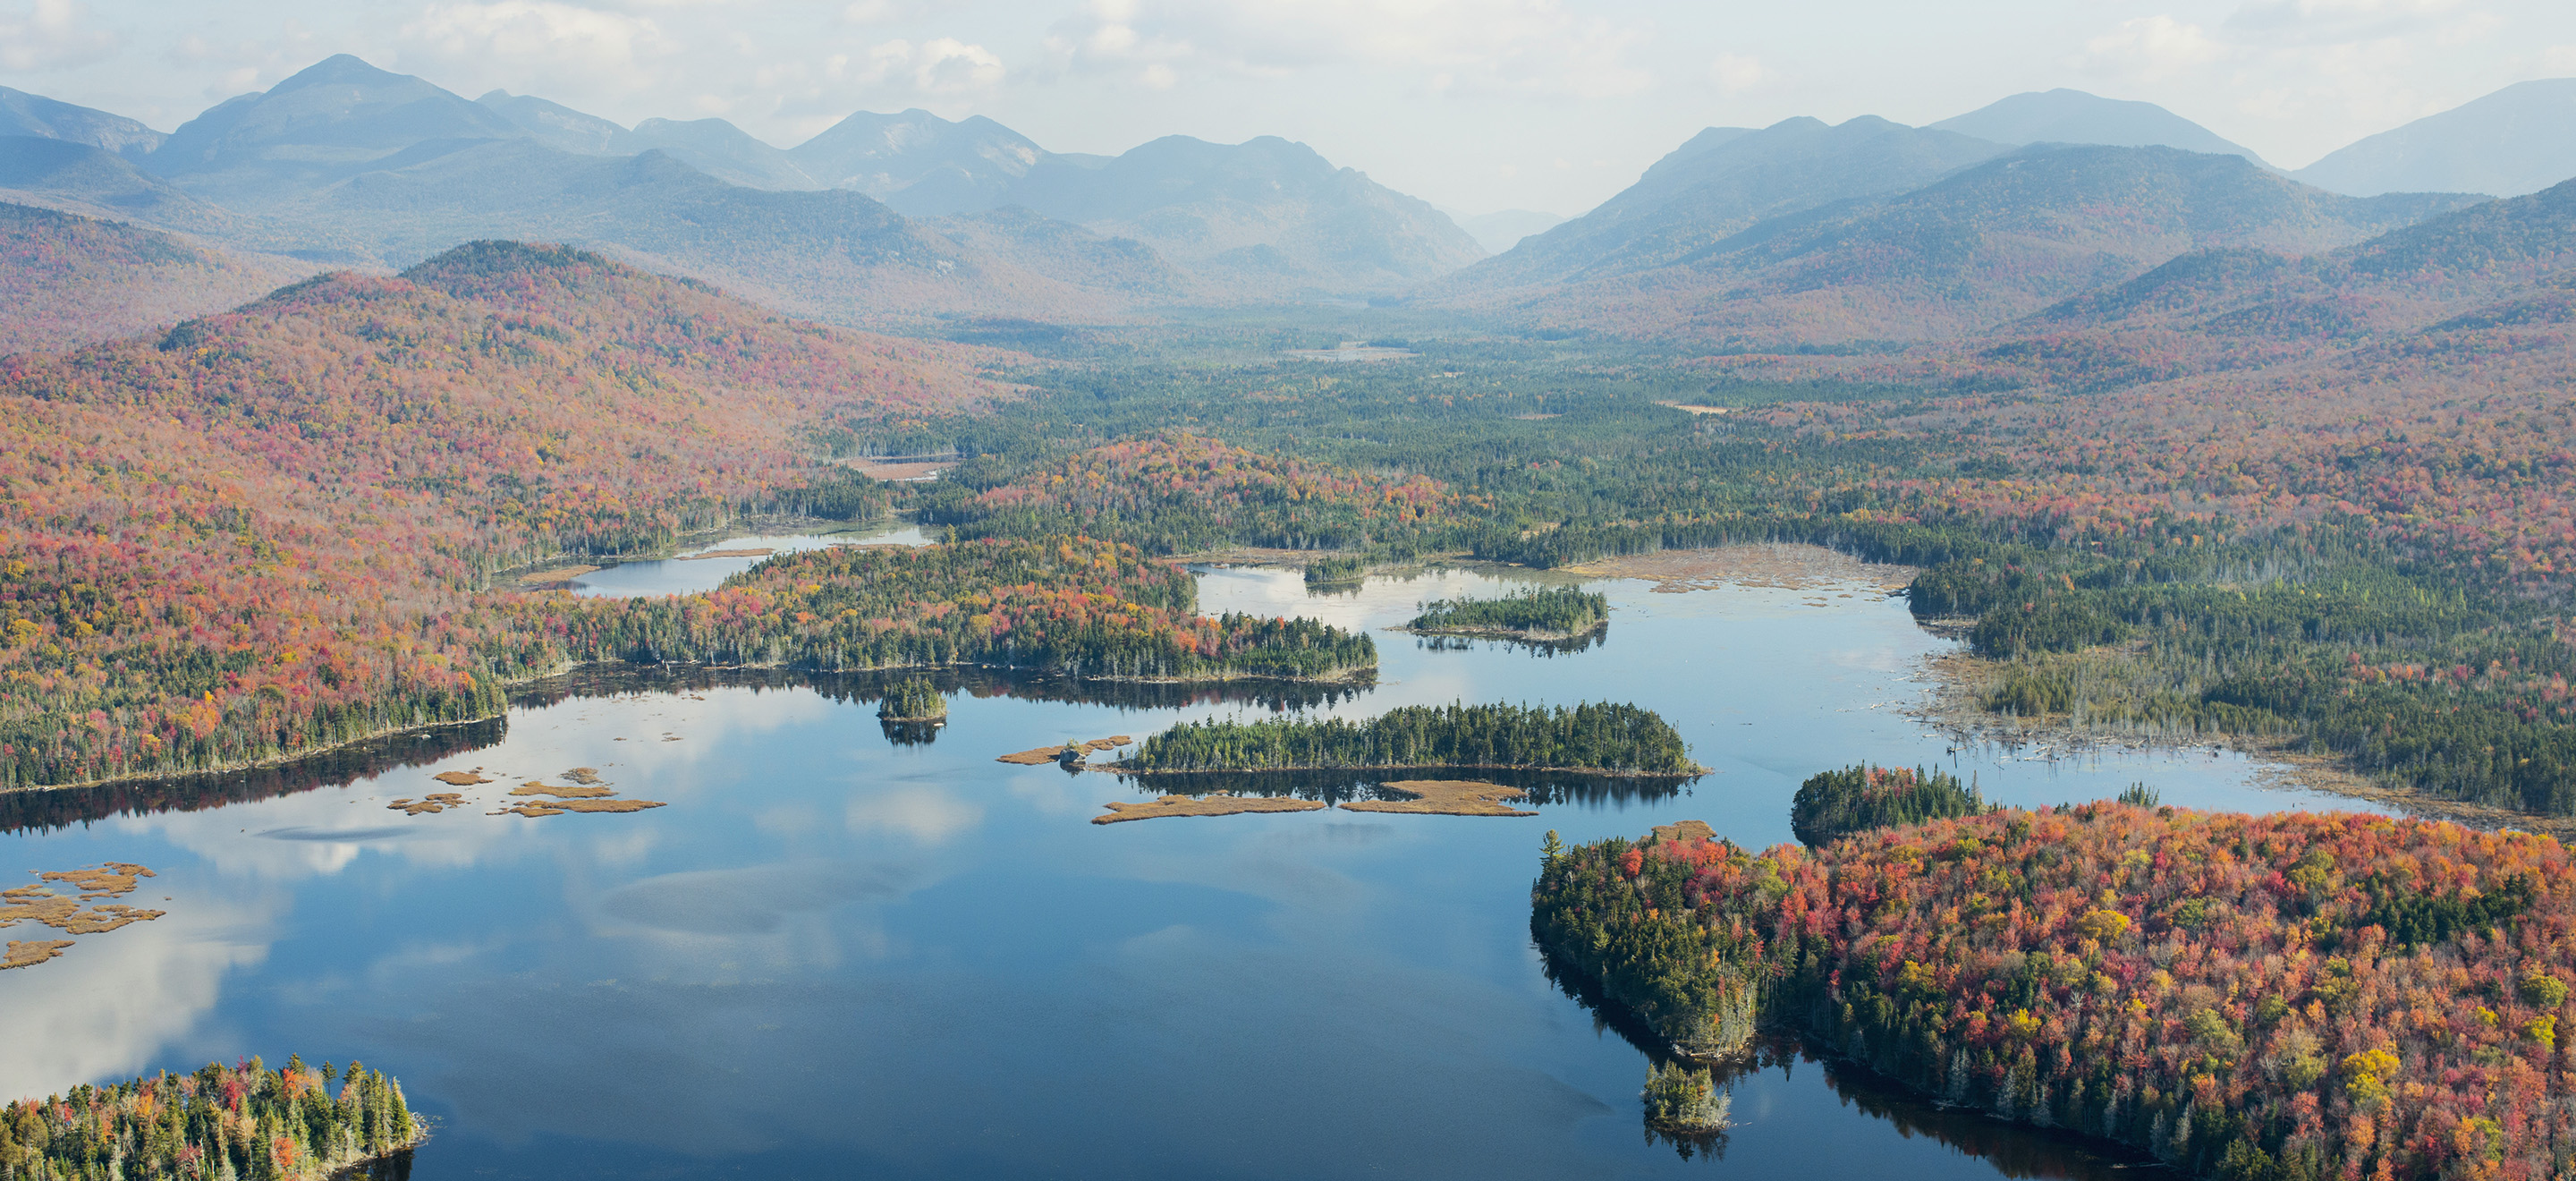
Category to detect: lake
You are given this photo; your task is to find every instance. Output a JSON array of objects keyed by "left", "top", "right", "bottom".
[{"left": 1, "top": 553, "right": 2383, "bottom": 1178}]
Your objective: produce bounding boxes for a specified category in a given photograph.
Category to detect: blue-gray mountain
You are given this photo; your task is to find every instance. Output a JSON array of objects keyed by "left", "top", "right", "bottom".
[
  {"left": 2293, "top": 78, "right": 2576, "bottom": 199},
  {"left": 1928, "top": 89, "right": 2268, "bottom": 165}
]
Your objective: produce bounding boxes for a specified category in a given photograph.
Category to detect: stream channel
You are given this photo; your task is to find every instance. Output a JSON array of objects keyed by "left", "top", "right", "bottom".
[{"left": 0, "top": 536, "right": 2390, "bottom": 1178}]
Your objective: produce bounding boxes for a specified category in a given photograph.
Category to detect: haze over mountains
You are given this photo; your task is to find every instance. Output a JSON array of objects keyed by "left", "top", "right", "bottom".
[{"left": 1, "top": 55, "right": 2573, "bottom": 354}]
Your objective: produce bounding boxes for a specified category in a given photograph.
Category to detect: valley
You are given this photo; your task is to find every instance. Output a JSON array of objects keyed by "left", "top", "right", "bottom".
[{"left": 4, "top": 48, "right": 2576, "bottom": 1181}]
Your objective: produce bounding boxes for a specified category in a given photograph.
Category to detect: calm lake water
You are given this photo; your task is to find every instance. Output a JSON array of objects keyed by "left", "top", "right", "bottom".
[{"left": 2, "top": 555, "right": 2386, "bottom": 1178}]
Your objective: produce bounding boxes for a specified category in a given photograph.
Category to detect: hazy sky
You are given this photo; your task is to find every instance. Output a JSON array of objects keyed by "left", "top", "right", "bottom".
[{"left": 5, "top": 0, "right": 2572, "bottom": 216}]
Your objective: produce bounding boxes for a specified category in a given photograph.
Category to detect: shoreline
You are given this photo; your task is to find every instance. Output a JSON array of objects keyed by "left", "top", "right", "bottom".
[
  {"left": 1105, "top": 760, "right": 1709, "bottom": 777},
  {"left": 1911, "top": 646, "right": 2576, "bottom": 840},
  {"left": 0, "top": 658, "right": 1376, "bottom": 798},
  {"left": 1388, "top": 621, "right": 1607, "bottom": 642}
]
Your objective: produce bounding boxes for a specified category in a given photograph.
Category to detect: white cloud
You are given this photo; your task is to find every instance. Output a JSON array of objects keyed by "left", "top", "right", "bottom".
[
  {"left": 2225, "top": 0, "right": 2467, "bottom": 44},
  {"left": 1043, "top": 0, "right": 1652, "bottom": 98},
  {"left": 400, "top": 1, "right": 668, "bottom": 91},
  {"left": 2082, "top": 15, "right": 2227, "bottom": 81},
  {"left": 844, "top": 784, "right": 983, "bottom": 844},
  {"left": 2547, "top": 44, "right": 2576, "bottom": 71},
  {"left": 0, "top": 0, "right": 121, "bottom": 72},
  {"left": 1710, "top": 53, "right": 1767, "bottom": 94}
]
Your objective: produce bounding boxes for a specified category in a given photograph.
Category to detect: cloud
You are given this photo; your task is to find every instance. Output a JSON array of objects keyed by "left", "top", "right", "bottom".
[
  {"left": 1044, "top": 0, "right": 1652, "bottom": 98},
  {"left": 2082, "top": 15, "right": 2228, "bottom": 81},
  {"left": 2225, "top": 0, "right": 2468, "bottom": 44},
  {"left": 1709, "top": 53, "right": 1767, "bottom": 94},
  {"left": 844, "top": 784, "right": 984, "bottom": 843},
  {"left": 0, "top": 0, "right": 121, "bottom": 72},
  {"left": 2548, "top": 44, "right": 2576, "bottom": 71},
  {"left": 399, "top": 1, "right": 668, "bottom": 91}
]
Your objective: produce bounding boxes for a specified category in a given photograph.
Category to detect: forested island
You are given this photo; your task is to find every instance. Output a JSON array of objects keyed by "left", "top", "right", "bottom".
[
  {"left": 1787, "top": 764, "right": 1987, "bottom": 845},
  {"left": 1119, "top": 701, "right": 1701, "bottom": 775},
  {"left": 1533, "top": 801, "right": 2574, "bottom": 1179},
  {"left": 1402, "top": 586, "right": 1608, "bottom": 640},
  {"left": 877, "top": 676, "right": 948, "bottom": 722},
  {"left": 0, "top": 1056, "right": 420, "bottom": 1178}
]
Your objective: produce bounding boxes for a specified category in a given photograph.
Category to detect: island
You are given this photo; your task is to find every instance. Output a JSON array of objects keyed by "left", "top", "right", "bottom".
[
  {"left": 1400, "top": 586, "right": 1607, "bottom": 641},
  {"left": 1114, "top": 701, "right": 1703, "bottom": 776},
  {"left": 1532, "top": 794, "right": 2572, "bottom": 1179},
  {"left": 1092, "top": 792, "right": 1328, "bottom": 823},
  {"left": 1786, "top": 762, "right": 1987, "bottom": 845},
  {"left": 530, "top": 537, "right": 1377, "bottom": 684},
  {"left": 0, "top": 1056, "right": 423, "bottom": 1176},
  {"left": 877, "top": 676, "right": 948, "bottom": 723}
]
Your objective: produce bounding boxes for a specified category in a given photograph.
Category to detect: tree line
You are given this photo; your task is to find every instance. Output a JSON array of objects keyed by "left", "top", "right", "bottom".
[
  {"left": 1534, "top": 801, "right": 2576, "bottom": 1179},
  {"left": 1124, "top": 701, "right": 1700, "bottom": 775},
  {"left": 1, "top": 1056, "right": 419, "bottom": 1180}
]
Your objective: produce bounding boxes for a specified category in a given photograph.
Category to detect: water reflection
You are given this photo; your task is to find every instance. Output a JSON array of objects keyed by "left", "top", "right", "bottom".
[
  {"left": 0, "top": 719, "right": 504, "bottom": 837},
  {"left": 1105, "top": 766, "right": 1701, "bottom": 808},
  {"left": 1412, "top": 628, "right": 1607, "bottom": 657},
  {"left": 1538, "top": 948, "right": 2165, "bottom": 1178},
  {"left": 2, "top": 557, "right": 2382, "bottom": 1179}
]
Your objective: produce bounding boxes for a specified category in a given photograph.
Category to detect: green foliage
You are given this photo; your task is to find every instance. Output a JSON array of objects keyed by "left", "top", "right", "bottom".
[
  {"left": 527, "top": 536, "right": 1377, "bottom": 683},
  {"left": 0, "top": 1058, "right": 420, "bottom": 1179},
  {"left": 1127, "top": 701, "right": 1700, "bottom": 774},
  {"left": 1640, "top": 1061, "right": 1731, "bottom": 1133},
  {"left": 877, "top": 675, "right": 945, "bottom": 720},
  {"left": 1303, "top": 556, "right": 1367, "bottom": 586},
  {"left": 1789, "top": 764, "right": 1987, "bottom": 845},
  {"left": 1406, "top": 585, "right": 1607, "bottom": 636}
]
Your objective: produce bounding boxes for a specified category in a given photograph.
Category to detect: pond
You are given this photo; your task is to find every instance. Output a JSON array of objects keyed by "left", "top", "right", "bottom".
[{"left": 0, "top": 557, "right": 2384, "bottom": 1178}]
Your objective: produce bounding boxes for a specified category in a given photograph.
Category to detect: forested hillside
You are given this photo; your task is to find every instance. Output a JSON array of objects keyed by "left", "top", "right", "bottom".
[
  {"left": 0, "top": 202, "right": 307, "bottom": 355},
  {"left": 0, "top": 240, "right": 1007, "bottom": 788},
  {"left": 924, "top": 432, "right": 1458, "bottom": 555},
  {"left": 1448, "top": 144, "right": 2481, "bottom": 347}
]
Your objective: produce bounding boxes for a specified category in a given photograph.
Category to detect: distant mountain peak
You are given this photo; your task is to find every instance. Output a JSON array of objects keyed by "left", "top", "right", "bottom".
[
  {"left": 2294, "top": 78, "right": 2576, "bottom": 198},
  {"left": 1931, "top": 89, "right": 2268, "bottom": 166},
  {"left": 271, "top": 53, "right": 411, "bottom": 92}
]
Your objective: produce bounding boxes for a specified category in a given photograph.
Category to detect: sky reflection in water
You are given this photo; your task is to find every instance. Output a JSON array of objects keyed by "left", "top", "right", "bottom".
[{"left": 1, "top": 560, "right": 2384, "bottom": 1178}]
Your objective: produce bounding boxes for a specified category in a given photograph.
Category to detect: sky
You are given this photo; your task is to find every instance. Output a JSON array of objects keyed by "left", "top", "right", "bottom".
[{"left": 4, "top": 0, "right": 2573, "bottom": 217}]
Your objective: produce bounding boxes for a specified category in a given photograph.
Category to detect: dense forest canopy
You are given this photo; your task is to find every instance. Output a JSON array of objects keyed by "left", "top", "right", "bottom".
[
  {"left": 1406, "top": 585, "right": 1608, "bottom": 636},
  {"left": 0, "top": 241, "right": 1009, "bottom": 788},
  {"left": 521, "top": 536, "right": 1376, "bottom": 682},
  {"left": 1536, "top": 804, "right": 2576, "bottom": 1179},
  {"left": 1124, "top": 701, "right": 1700, "bottom": 775},
  {"left": 0, "top": 1056, "right": 419, "bottom": 1179}
]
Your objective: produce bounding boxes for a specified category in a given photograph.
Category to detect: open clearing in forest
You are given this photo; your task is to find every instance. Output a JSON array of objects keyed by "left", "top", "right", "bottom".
[{"left": 1563, "top": 544, "right": 1915, "bottom": 594}]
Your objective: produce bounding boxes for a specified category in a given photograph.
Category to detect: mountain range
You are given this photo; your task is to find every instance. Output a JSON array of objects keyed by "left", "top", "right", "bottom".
[{"left": 2, "top": 57, "right": 2572, "bottom": 354}]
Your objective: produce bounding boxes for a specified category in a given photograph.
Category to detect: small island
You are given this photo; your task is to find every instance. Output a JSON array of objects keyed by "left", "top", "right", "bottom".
[
  {"left": 1787, "top": 762, "right": 1987, "bottom": 845},
  {"left": 0, "top": 1056, "right": 424, "bottom": 1177},
  {"left": 877, "top": 676, "right": 948, "bottom": 723},
  {"left": 1401, "top": 585, "right": 1607, "bottom": 641},
  {"left": 1114, "top": 701, "right": 1703, "bottom": 776},
  {"left": 1092, "top": 792, "right": 1328, "bottom": 823},
  {"left": 1340, "top": 779, "right": 1538, "bottom": 816},
  {"left": 1304, "top": 555, "right": 1368, "bottom": 587},
  {"left": 1533, "top": 793, "right": 2576, "bottom": 1178}
]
